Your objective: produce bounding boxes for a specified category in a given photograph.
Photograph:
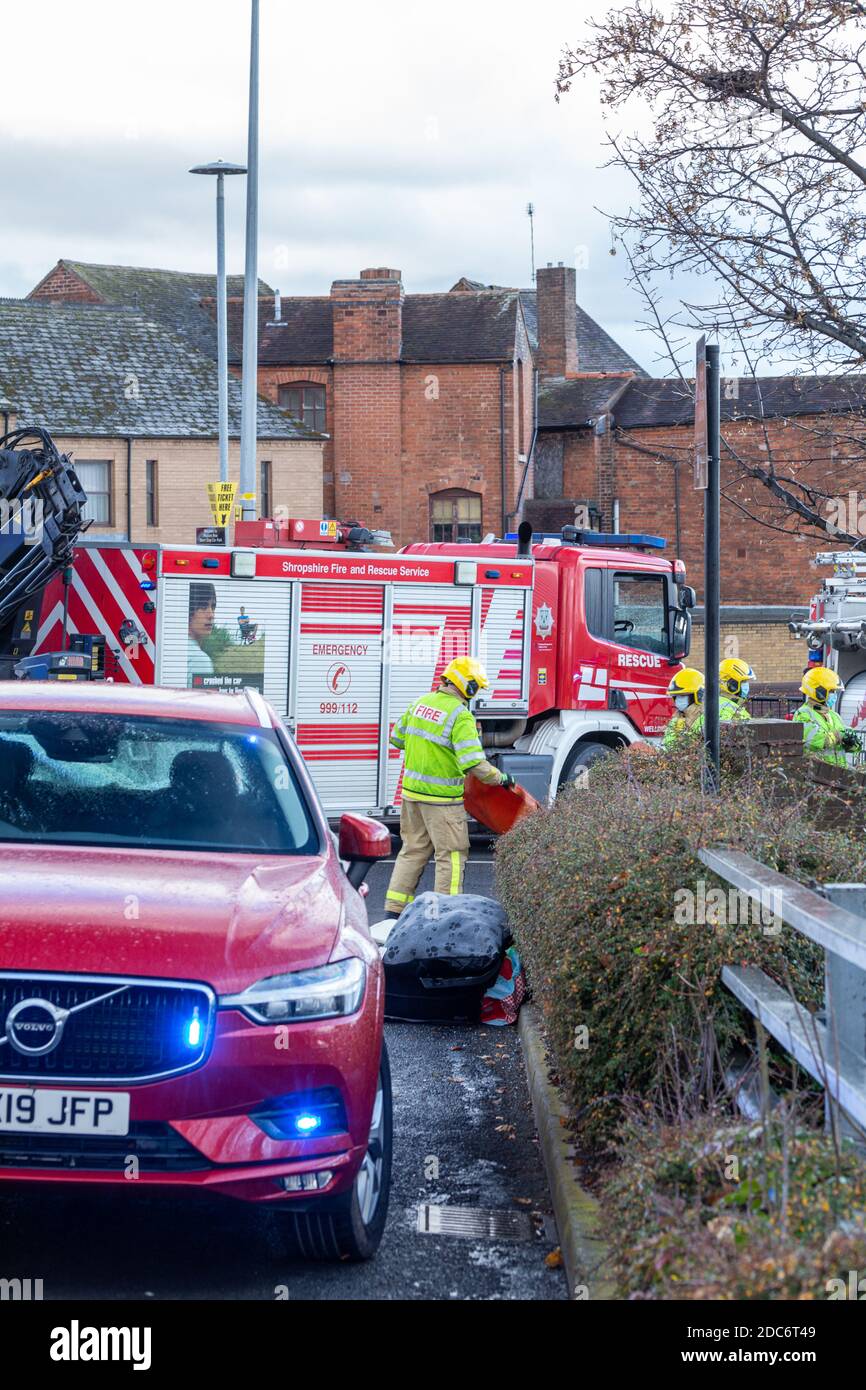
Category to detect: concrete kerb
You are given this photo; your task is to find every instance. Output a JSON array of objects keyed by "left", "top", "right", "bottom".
[{"left": 518, "top": 1002, "right": 616, "bottom": 1300}]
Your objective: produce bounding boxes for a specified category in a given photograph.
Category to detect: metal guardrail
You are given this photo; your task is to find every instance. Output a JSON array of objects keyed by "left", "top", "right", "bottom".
[
  {"left": 746, "top": 695, "right": 800, "bottom": 720},
  {"left": 698, "top": 849, "right": 866, "bottom": 1137}
]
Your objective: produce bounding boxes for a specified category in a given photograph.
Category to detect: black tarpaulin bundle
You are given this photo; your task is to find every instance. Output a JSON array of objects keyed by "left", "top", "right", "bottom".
[{"left": 382, "top": 892, "right": 507, "bottom": 1022}]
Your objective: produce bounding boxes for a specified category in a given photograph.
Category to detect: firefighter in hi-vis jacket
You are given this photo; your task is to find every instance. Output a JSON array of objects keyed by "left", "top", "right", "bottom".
[
  {"left": 662, "top": 667, "right": 705, "bottom": 748},
  {"left": 384, "top": 656, "right": 515, "bottom": 919},
  {"left": 793, "top": 666, "right": 858, "bottom": 766}
]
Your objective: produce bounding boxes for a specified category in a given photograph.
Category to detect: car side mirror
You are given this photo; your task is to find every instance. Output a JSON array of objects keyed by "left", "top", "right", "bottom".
[
  {"left": 679, "top": 585, "right": 697, "bottom": 610},
  {"left": 670, "top": 610, "right": 691, "bottom": 661},
  {"left": 338, "top": 813, "right": 392, "bottom": 888}
]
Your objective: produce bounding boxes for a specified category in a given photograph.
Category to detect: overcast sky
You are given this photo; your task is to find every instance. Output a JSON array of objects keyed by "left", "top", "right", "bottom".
[{"left": 0, "top": 0, "right": 685, "bottom": 374}]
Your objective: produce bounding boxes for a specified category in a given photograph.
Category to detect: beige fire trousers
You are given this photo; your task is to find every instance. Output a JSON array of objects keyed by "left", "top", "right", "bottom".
[{"left": 384, "top": 797, "right": 470, "bottom": 913}]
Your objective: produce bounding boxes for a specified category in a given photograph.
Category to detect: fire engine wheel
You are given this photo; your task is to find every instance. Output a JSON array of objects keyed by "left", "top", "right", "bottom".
[
  {"left": 558, "top": 740, "right": 614, "bottom": 789},
  {"left": 270, "top": 1043, "right": 393, "bottom": 1263}
]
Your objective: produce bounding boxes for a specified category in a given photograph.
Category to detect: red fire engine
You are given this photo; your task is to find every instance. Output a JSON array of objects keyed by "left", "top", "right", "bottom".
[{"left": 25, "top": 520, "right": 694, "bottom": 812}]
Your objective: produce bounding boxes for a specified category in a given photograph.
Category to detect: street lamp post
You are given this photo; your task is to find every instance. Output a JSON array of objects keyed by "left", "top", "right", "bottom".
[
  {"left": 190, "top": 160, "right": 247, "bottom": 485},
  {"left": 240, "top": 0, "right": 261, "bottom": 519}
]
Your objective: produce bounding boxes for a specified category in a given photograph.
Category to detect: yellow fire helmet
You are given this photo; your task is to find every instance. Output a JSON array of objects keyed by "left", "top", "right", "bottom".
[
  {"left": 441, "top": 656, "right": 490, "bottom": 700},
  {"left": 720, "top": 657, "right": 755, "bottom": 696},
  {"left": 800, "top": 666, "right": 844, "bottom": 704},
  {"left": 667, "top": 667, "right": 705, "bottom": 702}
]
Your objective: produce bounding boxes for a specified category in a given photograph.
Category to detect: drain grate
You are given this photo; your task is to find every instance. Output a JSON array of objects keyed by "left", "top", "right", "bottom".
[{"left": 416, "top": 1204, "right": 534, "bottom": 1242}]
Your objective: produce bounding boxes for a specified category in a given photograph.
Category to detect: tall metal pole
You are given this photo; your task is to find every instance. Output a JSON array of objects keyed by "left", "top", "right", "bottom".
[
  {"left": 240, "top": 0, "right": 260, "bottom": 519},
  {"left": 704, "top": 342, "right": 721, "bottom": 787},
  {"left": 526, "top": 202, "right": 536, "bottom": 283},
  {"left": 190, "top": 160, "right": 247, "bottom": 489},
  {"left": 216, "top": 170, "right": 229, "bottom": 484}
]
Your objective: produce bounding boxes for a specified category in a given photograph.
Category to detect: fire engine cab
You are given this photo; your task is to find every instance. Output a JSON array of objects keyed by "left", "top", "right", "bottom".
[{"left": 26, "top": 520, "right": 694, "bottom": 814}]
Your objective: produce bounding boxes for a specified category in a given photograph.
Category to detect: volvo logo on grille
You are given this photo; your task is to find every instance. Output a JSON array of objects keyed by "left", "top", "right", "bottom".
[{"left": 5, "top": 999, "right": 67, "bottom": 1056}]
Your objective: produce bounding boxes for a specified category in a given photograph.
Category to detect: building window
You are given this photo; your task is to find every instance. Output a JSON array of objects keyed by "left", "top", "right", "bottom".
[
  {"left": 260, "top": 460, "right": 272, "bottom": 519},
  {"left": 74, "top": 460, "right": 112, "bottom": 526},
  {"left": 145, "top": 460, "right": 158, "bottom": 527},
  {"left": 430, "top": 490, "right": 482, "bottom": 543},
  {"left": 278, "top": 382, "right": 326, "bottom": 433}
]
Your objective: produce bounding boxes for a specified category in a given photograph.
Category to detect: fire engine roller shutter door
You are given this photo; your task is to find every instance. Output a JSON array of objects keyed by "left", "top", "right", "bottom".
[
  {"left": 294, "top": 582, "right": 385, "bottom": 813},
  {"left": 387, "top": 585, "right": 472, "bottom": 806},
  {"left": 475, "top": 586, "right": 529, "bottom": 712},
  {"left": 157, "top": 577, "right": 292, "bottom": 711}
]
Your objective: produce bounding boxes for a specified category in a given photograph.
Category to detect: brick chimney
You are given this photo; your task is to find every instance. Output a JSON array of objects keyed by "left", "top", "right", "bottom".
[
  {"left": 330, "top": 268, "right": 403, "bottom": 361},
  {"left": 329, "top": 268, "right": 404, "bottom": 541},
  {"left": 535, "top": 262, "right": 578, "bottom": 378}
]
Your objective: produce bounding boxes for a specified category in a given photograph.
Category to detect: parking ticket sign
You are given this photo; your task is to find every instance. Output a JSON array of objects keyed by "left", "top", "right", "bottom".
[{"left": 207, "top": 481, "right": 238, "bottom": 526}]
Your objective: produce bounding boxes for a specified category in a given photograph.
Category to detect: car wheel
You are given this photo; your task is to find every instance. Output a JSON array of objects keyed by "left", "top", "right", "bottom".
[
  {"left": 558, "top": 739, "right": 613, "bottom": 790},
  {"left": 273, "top": 1042, "right": 393, "bottom": 1263}
]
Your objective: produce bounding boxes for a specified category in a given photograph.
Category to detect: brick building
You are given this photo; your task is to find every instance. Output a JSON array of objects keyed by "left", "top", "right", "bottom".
[
  {"left": 30, "top": 258, "right": 642, "bottom": 550},
  {"left": 0, "top": 295, "right": 322, "bottom": 544},
  {"left": 27, "top": 257, "right": 863, "bottom": 683},
  {"left": 531, "top": 374, "right": 866, "bottom": 681},
  {"left": 218, "top": 263, "right": 643, "bottom": 547}
]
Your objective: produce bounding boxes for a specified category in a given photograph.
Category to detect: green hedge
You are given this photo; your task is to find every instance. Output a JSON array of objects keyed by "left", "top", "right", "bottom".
[
  {"left": 603, "top": 1113, "right": 866, "bottom": 1299},
  {"left": 496, "top": 744, "right": 866, "bottom": 1145}
]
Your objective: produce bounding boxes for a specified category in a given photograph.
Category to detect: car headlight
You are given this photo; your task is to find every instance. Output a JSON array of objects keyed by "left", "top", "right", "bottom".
[{"left": 220, "top": 957, "right": 366, "bottom": 1024}]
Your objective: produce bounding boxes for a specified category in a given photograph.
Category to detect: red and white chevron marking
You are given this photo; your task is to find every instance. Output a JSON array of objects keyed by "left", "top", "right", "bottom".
[{"left": 33, "top": 546, "right": 156, "bottom": 685}]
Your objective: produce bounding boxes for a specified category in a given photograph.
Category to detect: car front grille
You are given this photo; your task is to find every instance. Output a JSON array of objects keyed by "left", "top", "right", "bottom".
[
  {"left": 0, "top": 974, "right": 214, "bottom": 1083},
  {"left": 0, "top": 1121, "right": 210, "bottom": 1172}
]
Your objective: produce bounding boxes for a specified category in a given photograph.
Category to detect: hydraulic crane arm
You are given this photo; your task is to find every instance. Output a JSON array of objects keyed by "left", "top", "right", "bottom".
[{"left": 0, "top": 426, "right": 88, "bottom": 652}]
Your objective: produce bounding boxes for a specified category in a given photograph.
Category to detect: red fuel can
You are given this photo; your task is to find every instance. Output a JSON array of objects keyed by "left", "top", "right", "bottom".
[{"left": 464, "top": 777, "right": 540, "bottom": 835}]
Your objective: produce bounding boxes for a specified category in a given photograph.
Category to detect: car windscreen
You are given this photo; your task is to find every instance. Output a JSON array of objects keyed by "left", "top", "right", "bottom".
[{"left": 0, "top": 712, "right": 319, "bottom": 855}]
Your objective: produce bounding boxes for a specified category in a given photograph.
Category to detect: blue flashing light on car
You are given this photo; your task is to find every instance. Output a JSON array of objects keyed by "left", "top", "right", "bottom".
[
  {"left": 184, "top": 1010, "right": 203, "bottom": 1049},
  {"left": 295, "top": 1113, "right": 322, "bottom": 1134}
]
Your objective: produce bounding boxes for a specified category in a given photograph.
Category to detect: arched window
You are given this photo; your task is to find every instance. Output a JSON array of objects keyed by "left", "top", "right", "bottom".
[
  {"left": 278, "top": 382, "right": 326, "bottom": 433},
  {"left": 430, "top": 489, "right": 482, "bottom": 543}
]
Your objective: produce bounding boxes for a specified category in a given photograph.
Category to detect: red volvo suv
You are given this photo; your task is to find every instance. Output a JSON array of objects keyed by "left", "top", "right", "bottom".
[{"left": 0, "top": 682, "right": 392, "bottom": 1261}]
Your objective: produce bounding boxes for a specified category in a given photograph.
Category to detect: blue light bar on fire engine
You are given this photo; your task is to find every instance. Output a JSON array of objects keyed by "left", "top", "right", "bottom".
[{"left": 505, "top": 531, "right": 667, "bottom": 549}]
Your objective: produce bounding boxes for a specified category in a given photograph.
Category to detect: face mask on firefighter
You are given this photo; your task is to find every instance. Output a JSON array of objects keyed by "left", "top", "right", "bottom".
[{"left": 674, "top": 695, "right": 691, "bottom": 712}]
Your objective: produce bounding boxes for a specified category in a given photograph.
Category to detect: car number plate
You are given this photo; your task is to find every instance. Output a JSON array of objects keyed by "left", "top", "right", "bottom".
[{"left": 0, "top": 1087, "right": 130, "bottom": 1136}]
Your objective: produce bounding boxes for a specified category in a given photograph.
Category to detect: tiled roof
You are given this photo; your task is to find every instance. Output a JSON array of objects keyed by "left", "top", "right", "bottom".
[
  {"left": 613, "top": 375, "right": 866, "bottom": 429},
  {"left": 33, "top": 261, "right": 273, "bottom": 362},
  {"left": 538, "top": 376, "right": 633, "bottom": 429},
  {"left": 41, "top": 261, "right": 644, "bottom": 377},
  {"left": 448, "top": 280, "right": 646, "bottom": 375},
  {"left": 0, "top": 299, "right": 317, "bottom": 440},
  {"left": 232, "top": 296, "right": 334, "bottom": 366},
  {"left": 402, "top": 292, "right": 520, "bottom": 361},
  {"left": 222, "top": 290, "right": 523, "bottom": 366},
  {"left": 518, "top": 291, "right": 647, "bottom": 376},
  {"left": 50, "top": 258, "right": 642, "bottom": 375},
  {"left": 537, "top": 373, "right": 866, "bottom": 431}
]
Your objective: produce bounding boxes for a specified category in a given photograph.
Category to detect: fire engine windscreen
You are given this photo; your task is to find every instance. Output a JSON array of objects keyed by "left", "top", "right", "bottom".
[
  {"left": 0, "top": 427, "right": 88, "bottom": 645},
  {"left": 0, "top": 713, "right": 318, "bottom": 855}
]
